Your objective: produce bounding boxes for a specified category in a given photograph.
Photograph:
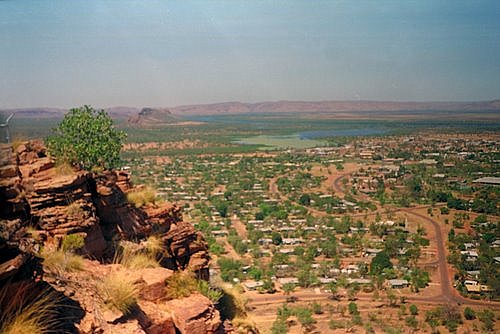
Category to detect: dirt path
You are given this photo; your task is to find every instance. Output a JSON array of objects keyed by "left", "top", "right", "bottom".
[
  {"left": 231, "top": 215, "right": 248, "bottom": 239},
  {"left": 329, "top": 169, "right": 499, "bottom": 308}
]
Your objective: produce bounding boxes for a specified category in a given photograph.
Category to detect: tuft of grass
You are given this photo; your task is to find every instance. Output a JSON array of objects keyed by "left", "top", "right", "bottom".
[
  {"left": 126, "top": 186, "right": 156, "bottom": 208},
  {"left": 164, "top": 272, "right": 198, "bottom": 300},
  {"left": 55, "top": 161, "right": 74, "bottom": 176},
  {"left": 0, "top": 283, "right": 59, "bottom": 334},
  {"left": 124, "top": 253, "right": 159, "bottom": 270},
  {"left": 143, "top": 235, "right": 163, "bottom": 258},
  {"left": 114, "top": 241, "right": 159, "bottom": 270},
  {"left": 41, "top": 247, "right": 84, "bottom": 274},
  {"left": 99, "top": 271, "right": 137, "bottom": 315},
  {"left": 25, "top": 226, "right": 42, "bottom": 240},
  {"left": 65, "top": 203, "right": 83, "bottom": 217}
]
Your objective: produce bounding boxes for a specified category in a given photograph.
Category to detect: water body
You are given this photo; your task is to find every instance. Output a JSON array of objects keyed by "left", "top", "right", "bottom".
[
  {"left": 235, "top": 128, "right": 387, "bottom": 149},
  {"left": 299, "top": 128, "right": 387, "bottom": 139}
]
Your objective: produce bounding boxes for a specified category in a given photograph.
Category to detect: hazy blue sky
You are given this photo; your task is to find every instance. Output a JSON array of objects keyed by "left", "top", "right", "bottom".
[{"left": 1, "top": 0, "right": 499, "bottom": 108}]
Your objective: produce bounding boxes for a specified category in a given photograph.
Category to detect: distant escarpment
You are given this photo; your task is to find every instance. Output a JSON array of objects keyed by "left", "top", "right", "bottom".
[
  {"left": 169, "top": 99, "right": 500, "bottom": 117},
  {"left": 127, "top": 107, "right": 181, "bottom": 127},
  {"left": 0, "top": 141, "right": 228, "bottom": 334}
]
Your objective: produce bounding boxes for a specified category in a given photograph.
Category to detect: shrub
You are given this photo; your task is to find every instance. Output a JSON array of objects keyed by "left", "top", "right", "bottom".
[
  {"left": 310, "top": 301, "right": 323, "bottom": 314},
  {"left": 61, "top": 234, "right": 85, "bottom": 252},
  {"left": 405, "top": 315, "right": 418, "bottom": 329},
  {"left": 197, "top": 280, "right": 223, "bottom": 304},
  {"left": 478, "top": 309, "right": 494, "bottom": 332},
  {"left": 46, "top": 105, "right": 126, "bottom": 171},
  {"left": 463, "top": 307, "right": 475, "bottom": 320},
  {"left": 100, "top": 271, "right": 137, "bottom": 314},
  {"left": 217, "top": 283, "right": 248, "bottom": 320},
  {"left": 271, "top": 317, "right": 287, "bottom": 334},
  {"left": 164, "top": 272, "right": 198, "bottom": 300},
  {"left": 348, "top": 302, "right": 359, "bottom": 315},
  {"left": 409, "top": 304, "right": 418, "bottom": 315}
]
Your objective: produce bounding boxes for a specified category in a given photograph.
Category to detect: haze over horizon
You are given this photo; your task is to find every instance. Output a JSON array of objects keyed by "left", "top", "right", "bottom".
[{"left": 1, "top": 0, "right": 499, "bottom": 109}]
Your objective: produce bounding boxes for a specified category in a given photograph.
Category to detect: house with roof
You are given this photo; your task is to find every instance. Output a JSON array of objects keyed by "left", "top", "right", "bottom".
[{"left": 387, "top": 279, "right": 409, "bottom": 289}]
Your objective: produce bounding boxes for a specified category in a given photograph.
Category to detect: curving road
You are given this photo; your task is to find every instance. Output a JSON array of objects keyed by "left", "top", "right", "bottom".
[{"left": 250, "top": 170, "right": 500, "bottom": 308}]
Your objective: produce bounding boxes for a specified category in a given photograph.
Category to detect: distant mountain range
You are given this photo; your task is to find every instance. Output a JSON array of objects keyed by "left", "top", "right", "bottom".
[
  {"left": 169, "top": 99, "right": 500, "bottom": 116},
  {"left": 2, "top": 99, "right": 499, "bottom": 120}
]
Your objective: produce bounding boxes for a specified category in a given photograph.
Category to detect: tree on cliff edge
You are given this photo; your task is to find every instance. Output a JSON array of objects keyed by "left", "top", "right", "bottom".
[{"left": 47, "top": 105, "right": 126, "bottom": 171}]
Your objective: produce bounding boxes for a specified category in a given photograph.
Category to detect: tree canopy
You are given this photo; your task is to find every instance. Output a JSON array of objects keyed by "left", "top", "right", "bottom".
[
  {"left": 370, "top": 251, "right": 393, "bottom": 275},
  {"left": 47, "top": 105, "right": 126, "bottom": 171}
]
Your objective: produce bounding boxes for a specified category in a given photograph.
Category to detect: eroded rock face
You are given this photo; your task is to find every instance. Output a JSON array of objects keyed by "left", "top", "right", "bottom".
[
  {"left": 162, "top": 221, "right": 210, "bottom": 280},
  {"left": 0, "top": 141, "right": 219, "bottom": 334},
  {"left": 166, "top": 294, "right": 223, "bottom": 334},
  {"left": 0, "top": 141, "right": 210, "bottom": 270}
]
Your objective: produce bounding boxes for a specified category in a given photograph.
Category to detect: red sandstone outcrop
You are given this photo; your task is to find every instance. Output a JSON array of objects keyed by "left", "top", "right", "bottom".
[{"left": 0, "top": 141, "right": 222, "bottom": 334}]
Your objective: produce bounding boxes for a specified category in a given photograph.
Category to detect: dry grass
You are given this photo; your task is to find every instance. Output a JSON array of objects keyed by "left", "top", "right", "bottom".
[
  {"left": 11, "top": 138, "right": 27, "bottom": 151},
  {"left": 55, "top": 161, "right": 74, "bottom": 176},
  {"left": 164, "top": 272, "right": 198, "bottom": 300},
  {"left": 143, "top": 235, "right": 163, "bottom": 257},
  {"left": 41, "top": 247, "right": 84, "bottom": 274},
  {"left": 126, "top": 186, "right": 156, "bottom": 208},
  {"left": 99, "top": 271, "right": 137, "bottom": 315},
  {"left": 65, "top": 202, "right": 83, "bottom": 217},
  {"left": 231, "top": 316, "right": 259, "bottom": 334},
  {"left": 25, "top": 226, "right": 42, "bottom": 241},
  {"left": 0, "top": 283, "right": 59, "bottom": 334},
  {"left": 218, "top": 283, "right": 248, "bottom": 320},
  {"left": 125, "top": 253, "right": 159, "bottom": 270},
  {"left": 115, "top": 241, "right": 159, "bottom": 270}
]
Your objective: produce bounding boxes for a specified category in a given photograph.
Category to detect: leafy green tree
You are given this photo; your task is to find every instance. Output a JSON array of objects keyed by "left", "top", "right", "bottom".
[
  {"left": 370, "top": 251, "right": 393, "bottom": 275},
  {"left": 299, "top": 193, "right": 311, "bottom": 206},
  {"left": 328, "top": 281, "right": 339, "bottom": 300},
  {"left": 271, "top": 231, "right": 283, "bottom": 245},
  {"left": 47, "top": 105, "right": 126, "bottom": 171},
  {"left": 295, "top": 307, "right": 315, "bottom": 330},
  {"left": 271, "top": 318, "right": 287, "bottom": 334},
  {"left": 348, "top": 302, "right": 359, "bottom": 315}
]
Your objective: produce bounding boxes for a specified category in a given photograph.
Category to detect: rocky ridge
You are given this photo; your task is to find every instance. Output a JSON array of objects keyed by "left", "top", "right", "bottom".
[{"left": 0, "top": 141, "right": 224, "bottom": 333}]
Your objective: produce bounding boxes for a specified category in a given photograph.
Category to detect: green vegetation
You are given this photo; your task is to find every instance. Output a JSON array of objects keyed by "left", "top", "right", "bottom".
[
  {"left": 370, "top": 251, "right": 392, "bottom": 275},
  {"left": 271, "top": 304, "right": 317, "bottom": 333},
  {"left": 463, "top": 307, "right": 475, "bottom": 320},
  {"left": 47, "top": 105, "right": 126, "bottom": 171},
  {"left": 41, "top": 246, "right": 84, "bottom": 274},
  {"left": 164, "top": 272, "right": 199, "bottom": 300},
  {"left": 61, "top": 234, "right": 85, "bottom": 252}
]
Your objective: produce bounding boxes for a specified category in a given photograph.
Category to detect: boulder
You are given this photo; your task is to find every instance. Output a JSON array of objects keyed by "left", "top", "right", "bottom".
[{"left": 165, "top": 294, "right": 222, "bottom": 334}]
